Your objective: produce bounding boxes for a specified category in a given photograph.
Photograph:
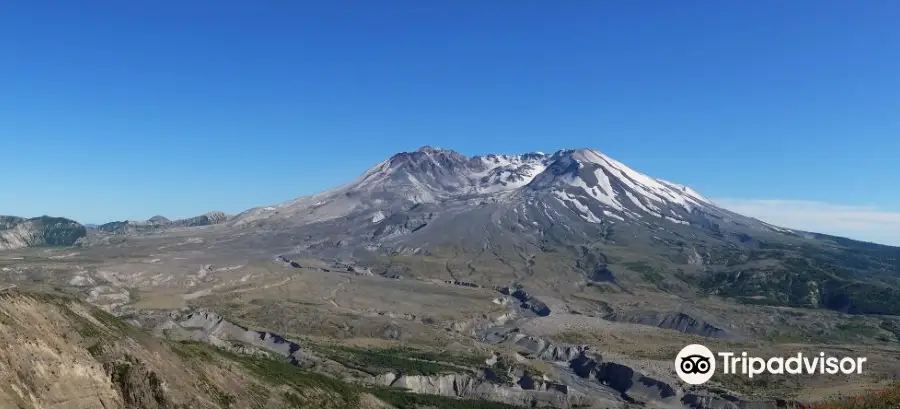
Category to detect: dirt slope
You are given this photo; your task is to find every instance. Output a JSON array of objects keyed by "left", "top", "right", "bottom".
[{"left": 0, "top": 288, "right": 392, "bottom": 409}]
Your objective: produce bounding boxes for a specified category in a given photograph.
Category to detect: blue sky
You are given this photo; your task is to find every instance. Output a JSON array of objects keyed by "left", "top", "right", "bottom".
[{"left": 2, "top": 1, "right": 899, "bottom": 244}]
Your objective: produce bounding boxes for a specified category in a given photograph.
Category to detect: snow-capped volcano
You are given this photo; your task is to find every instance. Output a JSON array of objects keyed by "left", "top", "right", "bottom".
[
  {"left": 232, "top": 146, "right": 774, "bottom": 247},
  {"left": 255, "top": 146, "right": 717, "bottom": 223}
]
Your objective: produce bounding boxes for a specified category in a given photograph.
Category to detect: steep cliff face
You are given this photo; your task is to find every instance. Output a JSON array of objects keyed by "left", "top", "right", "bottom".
[{"left": 0, "top": 215, "right": 86, "bottom": 250}]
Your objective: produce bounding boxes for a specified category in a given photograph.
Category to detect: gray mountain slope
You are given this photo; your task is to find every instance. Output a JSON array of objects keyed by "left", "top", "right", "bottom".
[{"left": 225, "top": 146, "right": 900, "bottom": 316}]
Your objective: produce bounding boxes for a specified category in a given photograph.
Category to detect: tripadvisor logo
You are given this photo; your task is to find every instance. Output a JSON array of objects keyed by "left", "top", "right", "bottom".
[{"left": 674, "top": 344, "right": 867, "bottom": 385}]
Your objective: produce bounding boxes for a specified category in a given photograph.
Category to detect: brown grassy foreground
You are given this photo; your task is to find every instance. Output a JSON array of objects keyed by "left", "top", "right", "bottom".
[{"left": 809, "top": 383, "right": 900, "bottom": 409}]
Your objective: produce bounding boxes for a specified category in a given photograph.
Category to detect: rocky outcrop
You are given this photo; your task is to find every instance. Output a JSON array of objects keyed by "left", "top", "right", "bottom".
[
  {"left": 0, "top": 215, "right": 86, "bottom": 250},
  {"left": 602, "top": 311, "right": 741, "bottom": 340},
  {"left": 373, "top": 372, "right": 606, "bottom": 408},
  {"left": 589, "top": 264, "right": 616, "bottom": 282},
  {"left": 103, "top": 354, "right": 172, "bottom": 409},
  {"left": 276, "top": 255, "right": 378, "bottom": 277},
  {"left": 97, "top": 218, "right": 169, "bottom": 234},
  {"left": 504, "top": 333, "right": 804, "bottom": 409},
  {"left": 446, "top": 280, "right": 481, "bottom": 288},
  {"left": 371, "top": 212, "right": 434, "bottom": 239},
  {"left": 499, "top": 287, "right": 552, "bottom": 316},
  {"left": 565, "top": 352, "right": 680, "bottom": 405},
  {"left": 173, "top": 310, "right": 301, "bottom": 359},
  {"left": 172, "top": 211, "right": 228, "bottom": 227},
  {"left": 147, "top": 215, "right": 171, "bottom": 224},
  {"left": 511, "top": 334, "right": 588, "bottom": 362}
]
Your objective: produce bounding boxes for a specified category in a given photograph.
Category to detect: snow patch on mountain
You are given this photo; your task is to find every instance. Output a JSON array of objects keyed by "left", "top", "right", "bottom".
[
  {"left": 553, "top": 191, "right": 603, "bottom": 224},
  {"left": 603, "top": 210, "right": 625, "bottom": 222},
  {"left": 578, "top": 149, "right": 710, "bottom": 211}
]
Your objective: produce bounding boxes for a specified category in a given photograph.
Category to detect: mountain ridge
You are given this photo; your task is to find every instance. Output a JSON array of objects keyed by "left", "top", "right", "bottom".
[
  {"left": 95, "top": 211, "right": 230, "bottom": 234},
  {"left": 0, "top": 215, "right": 86, "bottom": 250}
]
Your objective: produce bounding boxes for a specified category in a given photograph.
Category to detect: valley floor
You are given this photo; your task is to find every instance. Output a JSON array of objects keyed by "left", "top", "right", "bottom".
[{"left": 1, "top": 239, "right": 898, "bottom": 408}]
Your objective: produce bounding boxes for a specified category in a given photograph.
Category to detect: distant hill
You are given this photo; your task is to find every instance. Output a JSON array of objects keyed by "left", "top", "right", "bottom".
[
  {"left": 97, "top": 212, "right": 229, "bottom": 234},
  {"left": 0, "top": 215, "right": 86, "bottom": 250}
]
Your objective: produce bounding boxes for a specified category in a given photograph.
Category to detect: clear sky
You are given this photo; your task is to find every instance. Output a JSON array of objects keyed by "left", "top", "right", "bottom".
[{"left": 2, "top": 1, "right": 899, "bottom": 244}]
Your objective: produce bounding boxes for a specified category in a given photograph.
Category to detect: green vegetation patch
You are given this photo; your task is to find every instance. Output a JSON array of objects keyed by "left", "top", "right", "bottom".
[
  {"left": 169, "top": 340, "right": 217, "bottom": 362},
  {"left": 320, "top": 345, "right": 483, "bottom": 376},
  {"left": 21, "top": 291, "right": 139, "bottom": 344},
  {"left": 696, "top": 241, "right": 900, "bottom": 316},
  {"left": 170, "top": 340, "right": 359, "bottom": 409},
  {"left": 835, "top": 319, "right": 881, "bottom": 340},
  {"left": 169, "top": 340, "right": 528, "bottom": 409},
  {"left": 90, "top": 308, "right": 137, "bottom": 334},
  {"left": 232, "top": 352, "right": 358, "bottom": 399},
  {"left": 622, "top": 260, "right": 670, "bottom": 289},
  {"left": 86, "top": 342, "right": 105, "bottom": 358}
]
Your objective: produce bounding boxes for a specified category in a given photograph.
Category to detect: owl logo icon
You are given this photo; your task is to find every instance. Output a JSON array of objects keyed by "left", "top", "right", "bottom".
[
  {"left": 680, "top": 354, "right": 712, "bottom": 374},
  {"left": 675, "top": 344, "right": 716, "bottom": 385}
]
